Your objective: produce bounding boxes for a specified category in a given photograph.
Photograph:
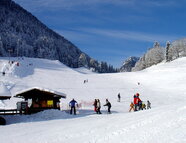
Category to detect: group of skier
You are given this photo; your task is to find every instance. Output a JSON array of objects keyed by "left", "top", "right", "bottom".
[
  {"left": 69, "top": 92, "right": 151, "bottom": 115},
  {"left": 69, "top": 98, "right": 112, "bottom": 115},
  {"left": 93, "top": 99, "right": 112, "bottom": 114},
  {"left": 129, "top": 93, "right": 151, "bottom": 112}
]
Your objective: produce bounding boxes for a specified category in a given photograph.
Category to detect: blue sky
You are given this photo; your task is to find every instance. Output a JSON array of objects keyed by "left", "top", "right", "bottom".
[{"left": 14, "top": 0, "right": 186, "bottom": 67}]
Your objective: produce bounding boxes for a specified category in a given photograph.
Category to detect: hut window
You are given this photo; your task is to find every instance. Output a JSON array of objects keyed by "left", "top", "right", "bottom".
[
  {"left": 28, "top": 99, "right": 32, "bottom": 107},
  {"left": 47, "top": 100, "right": 53, "bottom": 107}
]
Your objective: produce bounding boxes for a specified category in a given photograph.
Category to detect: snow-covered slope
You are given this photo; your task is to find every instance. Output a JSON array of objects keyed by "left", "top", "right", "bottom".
[{"left": 0, "top": 57, "right": 186, "bottom": 143}]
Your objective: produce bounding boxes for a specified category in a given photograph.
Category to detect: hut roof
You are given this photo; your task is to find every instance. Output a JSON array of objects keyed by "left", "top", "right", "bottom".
[
  {"left": 14, "top": 87, "right": 66, "bottom": 99},
  {"left": 0, "top": 96, "right": 11, "bottom": 100},
  {"left": 0, "top": 82, "right": 11, "bottom": 100}
]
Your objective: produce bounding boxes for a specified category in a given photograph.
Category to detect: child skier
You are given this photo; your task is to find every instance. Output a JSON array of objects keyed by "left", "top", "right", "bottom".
[
  {"left": 147, "top": 100, "right": 151, "bottom": 109},
  {"left": 142, "top": 102, "right": 146, "bottom": 110},
  {"left": 129, "top": 102, "right": 134, "bottom": 112}
]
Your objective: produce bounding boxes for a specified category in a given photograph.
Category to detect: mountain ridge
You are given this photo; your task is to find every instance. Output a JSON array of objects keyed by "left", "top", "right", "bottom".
[{"left": 0, "top": 0, "right": 117, "bottom": 73}]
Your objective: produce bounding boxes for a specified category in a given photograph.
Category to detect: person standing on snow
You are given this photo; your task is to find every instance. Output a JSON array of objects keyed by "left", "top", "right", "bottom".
[
  {"left": 93, "top": 99, "right": 97, "bottom": 113},
  {"left": 69, "top": 99, "right": 78, "bottom": 115},
  {"left": 133, "top": 93, "right": 142, "bottom": 111},
  {"left": 136, "top": 93, "right": 142, "bottom": 110},
  {"left": 117, "top": 93, "right": 121, "bottom": 102},
  {"left": 142, "top": 102, "right": 146, "bottom": 110},
  {"left": 104, "top": 99, "right": 112, "bottom": 114},
  {"left": 96, "top": 99, "right": 102, "bottom": 114},
  {"left": 147, "top": 100, "right": 151, "bottom": 109},
  {"left": 133, "top": 94, "right": 138, "bottom": 111},
  {"left": 138, "top": 100, "right": 143, "bottom": 110}
]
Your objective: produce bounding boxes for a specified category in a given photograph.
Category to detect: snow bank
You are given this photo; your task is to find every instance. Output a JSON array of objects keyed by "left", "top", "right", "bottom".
[{"left": 3, "top": 109, "right": 70, "bottom": 124}]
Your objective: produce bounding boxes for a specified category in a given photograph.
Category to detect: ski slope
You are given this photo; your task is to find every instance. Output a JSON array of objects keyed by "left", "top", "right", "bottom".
[{"left": 0, "top": 57, "right": 186, "bottom": 143}]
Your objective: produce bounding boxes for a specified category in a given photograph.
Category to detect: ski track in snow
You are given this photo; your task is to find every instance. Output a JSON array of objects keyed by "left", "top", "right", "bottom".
[{"left": 0, "top": 57, "right": 186, "bottom": 143}]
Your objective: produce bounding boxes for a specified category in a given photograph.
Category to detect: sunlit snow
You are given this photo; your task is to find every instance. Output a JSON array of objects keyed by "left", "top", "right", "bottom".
[{"left": 0, "top": 57, "right": 186, "bottom": 143}]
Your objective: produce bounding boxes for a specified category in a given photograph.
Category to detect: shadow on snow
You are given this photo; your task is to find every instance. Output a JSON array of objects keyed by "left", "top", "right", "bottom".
[{"left": 2, "top": 109, "right": 118, "bottom": 125}]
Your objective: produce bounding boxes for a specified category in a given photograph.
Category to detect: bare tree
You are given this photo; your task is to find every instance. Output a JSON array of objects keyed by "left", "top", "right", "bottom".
[{"left": 165, "top": 41, "right": 171, "bottom": 62}]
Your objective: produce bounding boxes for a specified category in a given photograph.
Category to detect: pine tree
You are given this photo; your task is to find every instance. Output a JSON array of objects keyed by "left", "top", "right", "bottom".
[
  {"left": 0, "top": 37, "right": 4, "bottom": 56},
  {"left": 166, "top": 41, "right": 171, "bottom": 62},
  {"left": 78, "top": 53, "right": 88, "bottom": 67}
]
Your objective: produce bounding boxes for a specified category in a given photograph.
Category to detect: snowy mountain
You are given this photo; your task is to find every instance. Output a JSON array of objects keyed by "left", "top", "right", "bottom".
[
  {"left": 0, "top": 57, "right": 186, "bottom": 143},
  {"left": 120, "top": 56, "right": 139, "bottom": 72},
  {"left": 0, "top": 0, "right": 117, "bottom": 73},
  {"left": 0, "top": 0, "right": 85, "bottom": 67}
]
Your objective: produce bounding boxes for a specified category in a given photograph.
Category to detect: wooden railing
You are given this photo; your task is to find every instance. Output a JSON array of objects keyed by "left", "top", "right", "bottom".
[
  {"left": 0, "top": 109, "right": 20, "bottom": 115},
  {"left": 0, "top": 107, "right": 60, "bottom": 115}
]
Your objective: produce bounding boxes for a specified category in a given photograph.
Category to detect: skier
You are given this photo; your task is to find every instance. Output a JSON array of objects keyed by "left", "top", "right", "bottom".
[
  {"left": 96, "top": 99, "right": 102, "bottom": 114},
  {"left": 136, "top": 93, "right": 142, "bottom": 110},
  {"left": 147, "top": 100, "right": 151, "bottom": 109},
  {"left": 142, "top": 102, "right": 146, "bottom": 110},
  {"left": 103, "top": 99, "right": 112, "bottom": 114},
  {"left": 69, "top": 99, "right": 78, "bottom": 115},
  {"left": 93, "top": 99, "right": 97, "bottom": 112},
  {"left": 129, "top": 102, "right": 134, "bottom": 112},
  {"left": 138, "top": 100, "right": 143, "bottom": 110},
  {"left": 117, "top": 93, "right": 121, "bottom": 102},
  {"left": 2, "top": 71, "right": 5, "bottom": 76},
  {"left": 133, "top": 94, "right": 138, "bottom": 111}
]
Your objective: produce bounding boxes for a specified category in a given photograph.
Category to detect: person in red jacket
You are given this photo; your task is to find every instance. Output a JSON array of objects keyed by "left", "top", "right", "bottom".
[{"left": 134, "top": 93, "right": 142, "bottom": 111}]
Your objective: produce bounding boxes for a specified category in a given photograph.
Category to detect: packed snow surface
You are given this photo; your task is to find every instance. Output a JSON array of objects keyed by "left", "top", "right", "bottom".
[{"left": 0, "top": 57, "right": 186, "bottom": 143}]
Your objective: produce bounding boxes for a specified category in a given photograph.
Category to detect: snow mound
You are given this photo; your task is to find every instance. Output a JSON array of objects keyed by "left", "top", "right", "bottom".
[
  {"left": 74, "top": 67, "right": 96, "bottom": 74},
  {"left": 4, "top": 109, "right": 70, "bottom": 124}
]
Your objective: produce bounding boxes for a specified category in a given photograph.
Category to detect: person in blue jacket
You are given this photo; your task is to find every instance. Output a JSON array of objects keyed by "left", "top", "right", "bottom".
[{"left": 69, "top": 99, "right": 78, "bottom": 115}]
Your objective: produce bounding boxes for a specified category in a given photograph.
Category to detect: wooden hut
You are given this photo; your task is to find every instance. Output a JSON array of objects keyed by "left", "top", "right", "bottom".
[{"left": 14, "top": 87, "right": 66, "bottom": 114}]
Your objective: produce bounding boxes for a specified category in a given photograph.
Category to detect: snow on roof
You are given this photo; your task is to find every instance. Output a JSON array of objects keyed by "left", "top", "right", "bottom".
[
  {"left": 0, "top": 82, "right": 11, "bottom": 99},
  {"left": 14, "top": 87, "right": 66, "bottom": 98}
]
